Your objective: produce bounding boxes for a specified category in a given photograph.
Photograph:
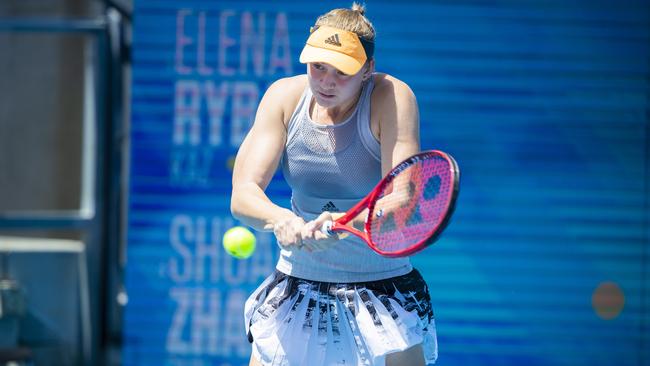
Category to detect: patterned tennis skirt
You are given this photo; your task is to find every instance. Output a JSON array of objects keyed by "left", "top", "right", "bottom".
[{"left": 244, "top": 269, "right": 437, "bottom": 366}]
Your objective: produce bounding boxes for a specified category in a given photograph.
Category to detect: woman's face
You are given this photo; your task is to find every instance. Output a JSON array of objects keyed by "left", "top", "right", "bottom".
[{"left": 307, "top": 62, "right": 369, "bottom": 108}]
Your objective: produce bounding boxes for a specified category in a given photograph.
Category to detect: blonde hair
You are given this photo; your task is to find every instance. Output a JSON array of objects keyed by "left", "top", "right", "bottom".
[{"left": 314, "top": 2, "right": 375, "bottom": 42}]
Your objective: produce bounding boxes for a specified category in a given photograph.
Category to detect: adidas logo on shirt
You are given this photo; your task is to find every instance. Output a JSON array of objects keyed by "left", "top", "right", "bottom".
[
  {"left": 321, "top": 201, "right": 340, "bottom": 212},
  {"left": 324, "top": 34, "right": 342, "bottom": 47}
]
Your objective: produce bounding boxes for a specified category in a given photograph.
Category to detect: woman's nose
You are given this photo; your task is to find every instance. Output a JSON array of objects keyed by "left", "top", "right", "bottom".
[{"left": 321, "top": 71, "right": 336, "bottom": 88}]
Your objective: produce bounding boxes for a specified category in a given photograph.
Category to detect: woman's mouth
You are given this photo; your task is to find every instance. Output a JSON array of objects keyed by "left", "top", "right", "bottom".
[{"left": 318, "top": 91, "right": 335, "bottom": 99}]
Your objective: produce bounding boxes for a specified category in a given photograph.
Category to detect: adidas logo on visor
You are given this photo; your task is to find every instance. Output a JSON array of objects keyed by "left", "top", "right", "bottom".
[{"left": 324, "top": 34, "right": 342, "bottom": 46}]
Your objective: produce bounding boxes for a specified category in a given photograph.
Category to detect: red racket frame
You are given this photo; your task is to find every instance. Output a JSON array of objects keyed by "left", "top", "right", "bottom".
[{"left": 326, "top": 150, "right": 460, "bottom": 257}]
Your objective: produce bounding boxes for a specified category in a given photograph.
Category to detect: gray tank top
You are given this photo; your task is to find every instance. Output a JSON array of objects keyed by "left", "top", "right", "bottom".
[{"left": 276, "top": 76, "right": 412, "bottom": 282}]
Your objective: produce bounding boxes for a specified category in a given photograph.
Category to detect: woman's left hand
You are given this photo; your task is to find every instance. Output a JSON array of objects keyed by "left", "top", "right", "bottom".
[{"left": 299, "top": 212, "right": 344, "bottom": 252}]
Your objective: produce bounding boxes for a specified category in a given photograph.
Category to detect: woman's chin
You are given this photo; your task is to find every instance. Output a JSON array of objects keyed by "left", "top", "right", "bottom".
[{"left": 315, "top": 95, "right": 338, "bottom": 107}]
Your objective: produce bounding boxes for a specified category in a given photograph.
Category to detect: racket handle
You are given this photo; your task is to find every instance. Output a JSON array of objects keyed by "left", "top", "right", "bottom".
[{"left": 321, "top": 220, "right": 333, "bottom": 236}]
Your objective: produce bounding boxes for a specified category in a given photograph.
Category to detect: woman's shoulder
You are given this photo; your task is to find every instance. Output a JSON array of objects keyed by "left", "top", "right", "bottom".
[
  {"left": 371, "top": 73, "right": 417, "bottom": 116},
  {"left": 371, "top": 73, "right": 415, "bottom": 100},
  {"left": 264, "top": 75, "right": 309, "bottom": 123},
  {"left": 265, "top": 74, "right": 308, "bottom": 103}
]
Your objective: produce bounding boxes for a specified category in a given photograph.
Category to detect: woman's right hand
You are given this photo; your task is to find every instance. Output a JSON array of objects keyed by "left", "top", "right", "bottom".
[{"left": 268, "top": 216, "right": 309, "bottom": 249}]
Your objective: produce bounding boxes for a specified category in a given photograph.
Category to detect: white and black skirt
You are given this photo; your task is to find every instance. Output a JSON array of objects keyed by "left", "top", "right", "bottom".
[{"left": 244, "top": 269, "right": 437, "bottom": 366}]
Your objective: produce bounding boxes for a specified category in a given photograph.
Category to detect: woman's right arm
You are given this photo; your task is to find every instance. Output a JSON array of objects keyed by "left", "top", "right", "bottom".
[{"left": 230, "top": 77, "right": 303, "bottom": 236}]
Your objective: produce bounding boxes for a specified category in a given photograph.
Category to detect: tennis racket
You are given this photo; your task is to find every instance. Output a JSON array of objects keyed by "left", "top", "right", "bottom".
[{"left": 321, "top": 150, "right": 459, "bottom": 257}]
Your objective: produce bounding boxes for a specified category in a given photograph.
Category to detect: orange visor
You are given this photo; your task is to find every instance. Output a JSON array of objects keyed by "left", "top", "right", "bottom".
[{"left": 299, "top": 26, "right": 372, "bottom": 75}]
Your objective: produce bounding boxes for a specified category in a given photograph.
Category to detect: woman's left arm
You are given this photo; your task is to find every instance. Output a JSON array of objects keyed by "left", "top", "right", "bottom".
[{"left": 374, "top": 76, "right": 421, "bottom": 175}]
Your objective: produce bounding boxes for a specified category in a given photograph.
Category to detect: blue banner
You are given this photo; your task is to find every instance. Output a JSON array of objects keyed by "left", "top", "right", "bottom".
[{"left": 125, "top": 1, "right": 649, "bottom": 365}]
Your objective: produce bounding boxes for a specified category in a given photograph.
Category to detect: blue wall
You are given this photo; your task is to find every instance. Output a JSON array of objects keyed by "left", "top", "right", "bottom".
[{"left": 124, "top": 1, "right": 649, "bottom": 365}]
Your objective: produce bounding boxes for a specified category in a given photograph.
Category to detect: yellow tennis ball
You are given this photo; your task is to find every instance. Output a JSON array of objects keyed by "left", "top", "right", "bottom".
[{"left": 222, "top": 226, "right": 256, "bottom": 259}]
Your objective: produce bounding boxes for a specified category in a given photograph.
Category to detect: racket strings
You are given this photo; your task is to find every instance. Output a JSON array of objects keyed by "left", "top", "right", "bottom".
[{"left": 368, "top": 157, "right": 453, "bottom": 253}]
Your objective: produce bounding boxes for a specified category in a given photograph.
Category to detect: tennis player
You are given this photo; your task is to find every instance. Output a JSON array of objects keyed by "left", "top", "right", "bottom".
[{"left": 231, "top": 3, "right": 437, "bottom": 365}]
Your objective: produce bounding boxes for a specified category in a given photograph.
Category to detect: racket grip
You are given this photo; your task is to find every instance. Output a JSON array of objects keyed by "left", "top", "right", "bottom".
[{"left": 321, "top": 220, "right": 333, "bottom": 236}]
